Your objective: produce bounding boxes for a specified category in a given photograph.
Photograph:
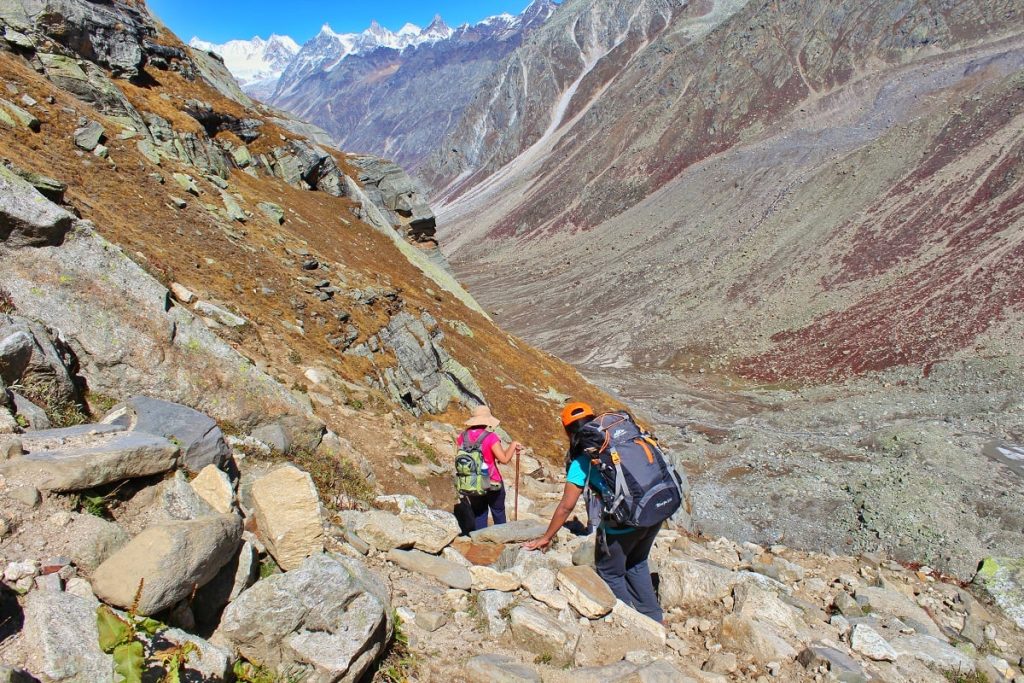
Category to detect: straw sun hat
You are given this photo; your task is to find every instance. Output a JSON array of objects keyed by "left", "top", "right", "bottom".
[{"left": 464, "top": 405, "right": 500, "bottom": 429}]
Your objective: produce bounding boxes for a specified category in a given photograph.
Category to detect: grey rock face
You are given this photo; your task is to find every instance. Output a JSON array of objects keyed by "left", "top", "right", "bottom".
[
  {"left": 0, "top": 164, "right": 74, "bottom": 248},
  {"left": 477, "top": 589, "right": 515, "bottom": 637},
  {"left": 271, "top": 139, "right": 349, "bottom": 196},
  {"left": 90, "top": 513, "right": 242, "bottom": 615},
  {"left": 0, "top": 313, "right": 80, "bottom": 407},
  {"left": 62, "top": 512, "right": 130, "bottom": 572},
  {"left": 102, "top": 395, "right": 230, "bottom": 472},
  {"left": 216, "top": 553, "right": 392, "bottom": 683},
  {"left": 356, "top": 311, "right": 485, "bottom": 416},
  {"left": 1, "top": 221, "right": 312, "bottom": 429},
  {"left": 23, "top": 590, "right": 113, "bottom": 682},
  {"left": 19, "top": 0, "right": 152, "bottom": 78},
  {"left": 349, "top": 156, "right": 436, "bottom": 241},
  {"left": 37, "top": 53, "right": 147, "bottom": 129},
  {"left": 73, "top": 120, "right": 104, "bottom": 151}
]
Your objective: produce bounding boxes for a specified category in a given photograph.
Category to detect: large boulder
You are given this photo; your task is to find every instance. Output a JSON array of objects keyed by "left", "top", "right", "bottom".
[
  {"left": 22, "top": 590, "right": 113, "bottom": 682},
  {"left": 102, "top": 396, "right": 230, "bottom": 472},
  {"left": 90, "top": 513, "right": 242, "bottom": 615},
  {"left": 0, "top": 428, "right": 179, "bottom": 492},
  {"left": 344, "top": 503, "right": 458, "bottom": 554},
  {"left": 973, "top": 557, "right": 1024, "bottom": 629},
  {"left": 59, "top": 512, "right": 130, "bottom": 572},
  {"left": 0, "top": 165, "right": 74, "bottom": 248},
  {"left": 251, "top": 465, "right": 323, "bottom": 570},
  {"left": 215, "top": 553, "right": 392, "bottom": 683}
]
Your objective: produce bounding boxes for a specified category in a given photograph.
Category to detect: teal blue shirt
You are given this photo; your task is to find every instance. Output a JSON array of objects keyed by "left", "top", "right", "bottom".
[{"left": 566, "top": 455, "right": 633, "bottom": 534}]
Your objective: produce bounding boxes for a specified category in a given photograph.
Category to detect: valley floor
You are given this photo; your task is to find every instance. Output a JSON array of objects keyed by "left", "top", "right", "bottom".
[{"left": 583, "top": 356, "right": 1024, "bottom": 580}]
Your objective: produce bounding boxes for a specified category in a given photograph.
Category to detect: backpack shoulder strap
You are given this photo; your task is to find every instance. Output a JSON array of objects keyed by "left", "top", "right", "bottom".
[{"left": 462, "top": 429, "right": 488, "bottom": 451}]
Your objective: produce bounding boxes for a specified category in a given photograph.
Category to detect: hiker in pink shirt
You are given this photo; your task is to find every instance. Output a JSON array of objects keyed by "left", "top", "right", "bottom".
[{"left": 457, "top": 405, "right": 521, "bottom": 531}]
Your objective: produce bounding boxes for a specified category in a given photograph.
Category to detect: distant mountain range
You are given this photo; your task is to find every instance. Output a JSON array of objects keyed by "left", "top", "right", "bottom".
[{"left": 190, "top": 0, "right": 559, "bottom": 167}]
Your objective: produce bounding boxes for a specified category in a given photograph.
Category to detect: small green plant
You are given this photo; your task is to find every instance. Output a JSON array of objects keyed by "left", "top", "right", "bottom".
[
  {"left": 534, "top": 653, "right": 553, "bottom": 665},
  {"left": 86, "top": 392, "right": 120, "bottom": 415},
  {"left": 374, "top": 612, "right": 417, "bottom": 683},
  {"left": 76, "top": 482, "right": 126, "bottom": 519},
  {"left": 398, "top": 452, "right": 422, "bottom": 466},
  {"left": 408, "top": 439, "right": 440, "bottom": 465},
  {"left": 232, "top": 661, "right": 300, "bottom": 683},
  {"left": 259, "top": 557, "right": 280, "bottom": 580},
  {"left": 287, "top": 350, "right": 302, "bottom": 365},
  {"left": 14, "top": 414, "right": 29, "bottom": 429},
  {"left": 96, "top": 580, "right": 195, "bottom": 683},
  {"left": 14, "top": 377, "right": 88, "bottom": 428}
]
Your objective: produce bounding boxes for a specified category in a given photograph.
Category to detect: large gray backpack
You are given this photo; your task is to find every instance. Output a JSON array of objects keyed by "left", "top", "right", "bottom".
[{"left": 581, "top": 412, "right": 683, "bottom": 528}]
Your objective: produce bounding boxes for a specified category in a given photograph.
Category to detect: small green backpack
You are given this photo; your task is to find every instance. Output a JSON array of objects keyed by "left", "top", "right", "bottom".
[{"left": 455, "top": 431, "right": 488, "bottom": 497}]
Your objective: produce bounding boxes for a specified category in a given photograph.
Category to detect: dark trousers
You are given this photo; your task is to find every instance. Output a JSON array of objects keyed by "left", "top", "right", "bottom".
[
  {"left": 467, "top": 485, "right": 506, "bottom": 530},
  {"left": 595, "top": 524, "right": 663, "bottom": 623}
]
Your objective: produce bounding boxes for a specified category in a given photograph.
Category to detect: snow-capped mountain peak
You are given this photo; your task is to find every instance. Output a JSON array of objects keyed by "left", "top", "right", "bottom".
[
  {"left": 188, "top": 33, "right": 299, "bottom": 88},
  {"left": 197, "top": 2, "right": 561, "bottom": 102}
]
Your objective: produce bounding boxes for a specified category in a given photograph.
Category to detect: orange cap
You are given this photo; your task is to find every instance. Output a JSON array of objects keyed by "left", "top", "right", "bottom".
[{"left": 561, "top": 401, "right": 595, "bottom": 428}]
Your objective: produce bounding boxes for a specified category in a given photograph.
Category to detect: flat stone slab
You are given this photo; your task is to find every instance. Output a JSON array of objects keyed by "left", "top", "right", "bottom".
[
  {"left": 386, "top": 548, "right": 471, "bottom": 590},
  {"left": 471, "top": 520, "right": 547, "bottom": 544},
  {"left": 0, "top": 430, "right": 178, "bottom": 491}
]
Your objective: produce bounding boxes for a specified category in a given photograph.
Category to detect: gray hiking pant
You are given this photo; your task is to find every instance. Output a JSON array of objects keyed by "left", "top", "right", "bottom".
[{"left": 595, "top": 524, "right": 663, "bottom": 623}]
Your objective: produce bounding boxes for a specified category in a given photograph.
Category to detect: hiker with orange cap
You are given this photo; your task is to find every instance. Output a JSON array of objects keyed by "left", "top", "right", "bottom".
[
  {"left": 456, "top": 404, "right": 522, "bottom": 531},
  {"left": 525, "top": 401, "right": 680, "bottom": 624}
]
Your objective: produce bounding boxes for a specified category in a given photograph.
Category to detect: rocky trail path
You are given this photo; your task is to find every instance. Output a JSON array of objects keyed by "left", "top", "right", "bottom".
[{"left": 1, "top": 400, "right": 1023, "bottom": 683}]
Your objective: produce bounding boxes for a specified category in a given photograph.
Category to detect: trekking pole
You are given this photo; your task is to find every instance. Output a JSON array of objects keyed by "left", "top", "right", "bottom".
[{"left": 514, "top": 445, "right": 521, "bottom": 522}]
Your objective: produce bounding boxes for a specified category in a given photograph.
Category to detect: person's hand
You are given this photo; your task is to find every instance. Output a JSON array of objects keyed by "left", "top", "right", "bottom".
[{"left": 523, "top": 536, "right": 551, "bottom": 552}]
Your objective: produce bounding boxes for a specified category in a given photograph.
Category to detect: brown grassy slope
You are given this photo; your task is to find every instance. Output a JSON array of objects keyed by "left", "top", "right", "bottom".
[{"left": 0, "top": 49, "right": 617, "bottom": 466}]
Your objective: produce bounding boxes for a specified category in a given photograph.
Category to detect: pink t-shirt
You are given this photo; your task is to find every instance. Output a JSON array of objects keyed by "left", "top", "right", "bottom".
[{"left": 457, "top": 428, "right": 503, "bottom": 483}]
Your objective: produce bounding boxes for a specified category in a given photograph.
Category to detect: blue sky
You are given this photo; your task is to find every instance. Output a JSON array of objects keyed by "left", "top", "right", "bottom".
[{"left": 149, "top": 0, "right": 538, "bottom": 44}]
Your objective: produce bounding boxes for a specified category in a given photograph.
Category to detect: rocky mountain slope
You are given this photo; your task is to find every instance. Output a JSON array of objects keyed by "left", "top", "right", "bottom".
[
  {"left": 427, "top": 0, "right": 1024, "bottom": 381},
  {"left": 0, "top": 0, "right": 620, "bottom": 510},
  {"left": 253, "top": 0, "right": 559, "bottom": 170}
]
